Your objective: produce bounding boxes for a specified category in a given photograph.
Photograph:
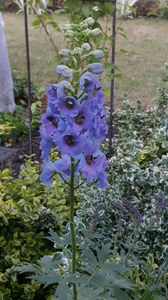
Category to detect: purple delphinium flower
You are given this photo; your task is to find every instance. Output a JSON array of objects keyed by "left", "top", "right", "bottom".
[
  {"left": 40, "top": 70, "right": 109, "bottom": 189},
  {"left": 46, "top": 81, "right": 72, "bottom": 100},
  {"left": 79, "top": 143, "right": 108, "bottom": 187},
  {"left": 68, "top": 101, "right": 93, "bottom": 134},
  {"left": 40, "top": 127, "right": 53, "bottom": 159},
  {"left": 87, "top": 63, "right": 104, "bottom": 75},
  {"left": 45, "top": 84, "right": 59, "bottom": 100},
  {"left": 87, "top": 86, "right": 105, "bottom": 111},
  {"left": 89, "top": 108, "right": 108, "bottom": 141},
  {"left": 40, "top": 155, "right": 71, "bottom": 188},
  {"left": 57, "top": 96, "right": 79, "bottom": 116},
  {"left": 54, "top": 130, "right": 85, "bottom": 158},
  {"left": 41, "top": 113, "right": 64, "bottom": 140},
  {"left": 79, "top": 72, "right": 99, "bottom": 92},
  {"left": 97, "top": 160, "right": 109, "bottom": 188}
]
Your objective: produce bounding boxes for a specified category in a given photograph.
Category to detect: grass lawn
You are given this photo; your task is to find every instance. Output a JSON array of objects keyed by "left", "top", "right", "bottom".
[{"left": 3, "top": 12, "right": 168, "bottom": 108}]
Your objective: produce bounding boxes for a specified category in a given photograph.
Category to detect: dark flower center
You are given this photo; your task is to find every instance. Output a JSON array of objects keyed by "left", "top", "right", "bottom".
[
  {"left": 47, "top": 116, "right": 58, "bottom": 128},
  {"left": 94, "top": 84, "right": 101, "bottom": 91},
  {"left": 84, "top": 80, "right": 89, "bottom": 88},
  {"left": 85, "top": 155, "right": 94, "bottom": 165},
  {"left": 65, "top": 135, "right": 75, "bottom": 146},
  {"left": 51, "top": 87, "right": 57, "bottom": 95},
  {"left": 65, "top": 98, "right": 74, "bottom": 109},
  {"left": 75, "top": 113, "right": 85, "bottom": 125}
]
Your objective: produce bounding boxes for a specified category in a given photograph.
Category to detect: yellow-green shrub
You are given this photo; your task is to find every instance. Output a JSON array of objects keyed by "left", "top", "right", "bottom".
[{"left": 0, "top": 159, "right": 69, "bottom": 299}]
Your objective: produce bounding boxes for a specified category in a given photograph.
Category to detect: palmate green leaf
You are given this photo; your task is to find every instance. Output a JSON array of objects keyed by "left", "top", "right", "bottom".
[
  {"left": 91, "top": 267, "right": 133, "bottom": 291},
  {"left": 113, "top": 286, "right": 130, "bottom": 300},
  {"left": 96, "top": 244, "right": 111, "bottom": 265},
  {"left": 82, "top": 248, "right": 98, "bottom": 267},
  {"left": 54, "top": 281, "right": 72, "bottom": 300},
  {"left": 77, "top": 286, "right": 102, "bottom": 300},
  {"left": 103, "top": 261, "right": 130, "bottom": 274},
  {"left": 46, "top": 228, "right": 71, "bottom": 249},
  {"left": 15, "top": 262, "right": 40, "bottom": 274},
  {"left": 30, "top": 271, "right": 62, "bottom": 287},
  {"left": 37, "top": 253, "right": 61, "bottom": 271}
]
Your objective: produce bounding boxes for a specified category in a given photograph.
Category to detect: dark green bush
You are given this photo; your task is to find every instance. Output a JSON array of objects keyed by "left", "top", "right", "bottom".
[
  {"left": 12, "top": 70, "right": 38, "bottom": 103},
  {"left": 158, "top": 6, "right": 168, "bottom": 19}
]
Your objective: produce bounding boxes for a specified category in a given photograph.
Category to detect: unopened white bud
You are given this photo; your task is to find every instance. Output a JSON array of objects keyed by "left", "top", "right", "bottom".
[
  {"left": 65, "top": 30, "right": 74, "bottom": 38},
  {"left": 90, "top": 28, "right": 102, "bottom": 37},
  {"left": 63, "top": 24, "right": 73, "bottom": 31},
  {"left": 83, "top": 17, "right": 95, "bottom": 26},
  {"left": 89, "top": 50, "right": 104, "bottom": 59},
  {"left": 59, "top": 49, "right": 71, "bottom": 58},
  {"left": 83, "top": 29, "right": 91, "bottom": 37},
  {"left": 81, "top": 43, "right": 91, "bottom": 52},
  {"left": 72, "top": 47, "right": 82, "bottom": 55}
]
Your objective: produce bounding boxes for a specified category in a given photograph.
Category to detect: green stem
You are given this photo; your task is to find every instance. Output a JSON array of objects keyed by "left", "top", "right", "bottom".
[{"left": 70, "top": 158, "right": 77, "bottom": 300}]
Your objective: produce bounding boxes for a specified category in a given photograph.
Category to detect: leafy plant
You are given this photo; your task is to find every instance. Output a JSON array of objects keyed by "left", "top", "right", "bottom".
[
  {"left": 0, "top": 106, "right": 29, "bottom": 144},
  {"left": 12, "top": 70, "right": 38, "bottom": 103},
  {"left": 0, "top": 159, "right": 69, "bottom": 299}
]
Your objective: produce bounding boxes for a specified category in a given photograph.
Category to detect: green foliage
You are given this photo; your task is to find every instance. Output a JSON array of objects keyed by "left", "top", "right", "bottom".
[
  {"left": 12, "top": 70, "right": 38, "bottom": 102},
  {"left": 16, "top": 230, "right": 168, "bottom": 299},
  {"left": 15, "top": 65, "right": 168, "bottom": 299},
  {"left": 16, "top": 230, "right": 134, "bottom": 300},
  {"left": 76, "top": 67, "right": 168, "bottom": 267},
  {"left": 0, "top": 106, "right": 29, "bottom": 145},
  {"left": 0, "top": 159, "right": 69, "bottom": 299},
  {"left": 64, "top": 0, "right": 114, "bottom": 23}
]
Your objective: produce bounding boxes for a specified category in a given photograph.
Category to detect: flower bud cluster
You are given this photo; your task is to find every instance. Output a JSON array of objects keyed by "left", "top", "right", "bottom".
[
  {"left": 40, "top": 72, "right": 108, "bottom": 189},
  {"left": 63, "top": 17, "right": 102, "bottom": 45}
]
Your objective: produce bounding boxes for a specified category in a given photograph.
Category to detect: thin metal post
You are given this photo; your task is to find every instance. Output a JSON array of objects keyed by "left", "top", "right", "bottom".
[
  {"left": 24, "top": 0, "right": 32, "bottom": 155},
  {"left": 108, "top": 0, "right": 116, "bottom": 157}
]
